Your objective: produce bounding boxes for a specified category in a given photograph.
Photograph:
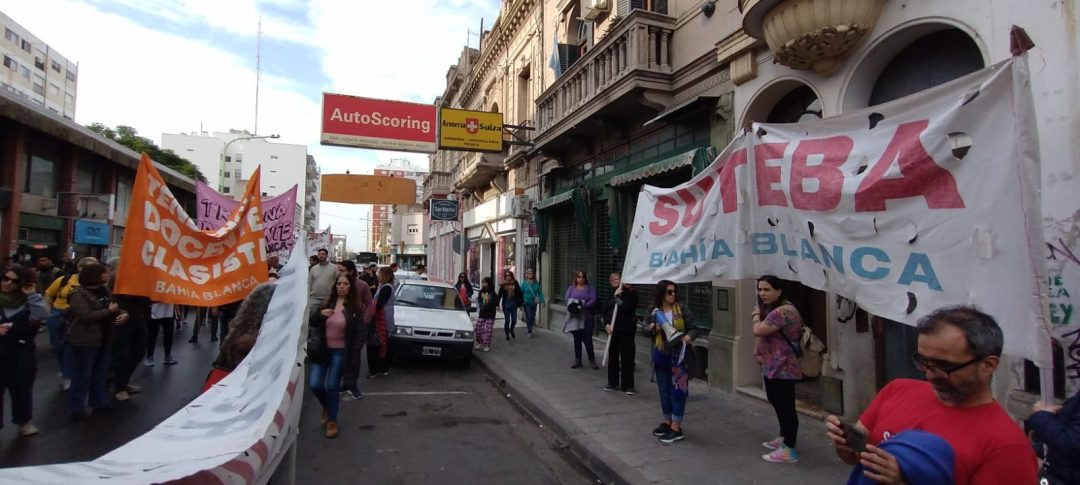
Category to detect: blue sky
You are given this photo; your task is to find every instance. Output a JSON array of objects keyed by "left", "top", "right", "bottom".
[{"left": 3, "top": 0, "right": 501, "bottom": 250}]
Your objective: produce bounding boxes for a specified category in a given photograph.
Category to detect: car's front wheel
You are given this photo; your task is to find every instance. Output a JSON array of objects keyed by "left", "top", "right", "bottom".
[{"left": 458, "top": 354, "right": 472, "bottom": 369}]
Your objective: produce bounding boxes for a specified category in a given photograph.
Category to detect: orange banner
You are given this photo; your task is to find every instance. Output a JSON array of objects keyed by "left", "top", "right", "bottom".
[{"left": 114, "top": 154, "right": 267, "bottom": 306}]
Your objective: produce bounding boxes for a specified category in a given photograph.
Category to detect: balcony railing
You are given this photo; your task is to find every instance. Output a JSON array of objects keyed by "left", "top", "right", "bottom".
[
  {"left": 535, "top": 10, "right": 676, "bottom": 139},
  {"left": 422, "top": 171, "right": 454, "bottom": 203},
  {"left": 453, "top": 151, "right": 505, "bottom": 190}
]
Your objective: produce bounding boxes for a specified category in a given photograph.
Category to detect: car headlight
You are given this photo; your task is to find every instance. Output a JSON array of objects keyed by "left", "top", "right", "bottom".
[
  {"left": 395, "top": 326, "right": 413, "bottom": 336},
  {"left": 454, "top": 330, "right": 474, "bottom": 340}
]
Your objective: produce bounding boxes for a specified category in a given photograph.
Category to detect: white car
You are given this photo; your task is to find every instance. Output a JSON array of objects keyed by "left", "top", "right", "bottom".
[{"left": 389, "top": 280, "right": 474, "bottom": 366}]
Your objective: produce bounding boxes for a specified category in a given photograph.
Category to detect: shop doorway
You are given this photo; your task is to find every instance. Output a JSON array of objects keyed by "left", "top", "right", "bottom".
[{"left": 783, "top": 282, "right": 829, "bottom": 413}]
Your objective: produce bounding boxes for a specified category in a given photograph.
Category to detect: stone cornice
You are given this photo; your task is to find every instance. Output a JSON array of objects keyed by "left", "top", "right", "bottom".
[{"left": 460, "top": 0, "right": 537, "bottom": 107}]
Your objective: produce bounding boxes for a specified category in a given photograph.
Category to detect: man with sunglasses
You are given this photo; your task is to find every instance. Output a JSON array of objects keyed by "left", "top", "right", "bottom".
[{"left": 825, "top": 305, "right": 1036, "bottom": 485}]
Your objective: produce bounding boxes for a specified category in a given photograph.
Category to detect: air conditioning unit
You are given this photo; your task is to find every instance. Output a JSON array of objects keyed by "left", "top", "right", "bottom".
[
  {"left": 511, "top": 195, "right": 532, "bottom": 218},
  {"left": 581, "top": 0, "right": 609, "bottom": 20}
]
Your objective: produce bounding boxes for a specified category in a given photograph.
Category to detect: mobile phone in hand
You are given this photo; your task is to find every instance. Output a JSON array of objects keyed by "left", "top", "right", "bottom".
[{"left": 843, "top": 422, "right": 868, "bottom": 453}]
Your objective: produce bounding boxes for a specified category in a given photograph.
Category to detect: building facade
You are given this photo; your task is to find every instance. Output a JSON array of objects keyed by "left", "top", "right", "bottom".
[
  {"left": 161, "top": 130, "right": 308, "bottom": 237},
  {"left": 452, "top": 0, "right": 542, "bottom": 288},
  {"left": 303, "top": 154, "right": 320, "bottom": 232},
  {"left": 723, "top": 0, "right": 1080, "bottom": 419},
  {"left": 0, "top": 88, "right": 194, "bottom": 266},
  {"left": 370, "top": 158, "right": 427, "bottom": 258},
  {"left": 0, "top": 11, "right": 78, "bottom": 120},
  {"left": 423, "top": 47, "right": 478, "bottom": 283},
  {"left": 428, "top": 0, "right": 1077, "bottom": 422},
  {"left": 529, "top": 0, "right": 737, "bottom": 389}
]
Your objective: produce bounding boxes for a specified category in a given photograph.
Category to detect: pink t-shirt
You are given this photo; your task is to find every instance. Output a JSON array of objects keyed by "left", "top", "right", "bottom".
[{"left": 325, "top": 308, "right": 347, "bottom": 349}]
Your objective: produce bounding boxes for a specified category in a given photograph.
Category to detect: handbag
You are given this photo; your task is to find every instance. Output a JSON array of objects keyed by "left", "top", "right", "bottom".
[{"left": 306, "top": 325, "right": 328, "bottom": 362}]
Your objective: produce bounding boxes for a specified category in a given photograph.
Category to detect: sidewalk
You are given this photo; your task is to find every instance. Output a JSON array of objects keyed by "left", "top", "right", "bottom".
[{"left": 473, "top": 326, "right": 852, "bottom": 485}]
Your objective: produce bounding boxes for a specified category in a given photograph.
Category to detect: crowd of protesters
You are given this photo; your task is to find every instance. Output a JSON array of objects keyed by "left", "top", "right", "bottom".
[
  {"left": 0, "top": 251, "right": 291, "bottom": 438},
  {"left": 4, "top": 248, "right": 1075, "bottom": 485}
]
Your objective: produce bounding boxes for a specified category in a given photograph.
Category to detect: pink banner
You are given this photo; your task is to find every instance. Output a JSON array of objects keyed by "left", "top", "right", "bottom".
[{"left": 196, "top": 181, "right": 298, "bottom": 258}]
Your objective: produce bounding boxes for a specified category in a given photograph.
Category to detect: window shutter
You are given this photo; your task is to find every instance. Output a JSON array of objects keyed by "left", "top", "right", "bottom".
[
  {"left": 617, "top": 0, "right": 630, "bottom": 17},
  {"left": 558, "top": 44, "right": 581, "bottom": 73},
  {"left": 653, "top": 0, "right": 667, "bottom": 14},
  {"left": 631, "top": 0, "right": 645, "bottom": 11}
]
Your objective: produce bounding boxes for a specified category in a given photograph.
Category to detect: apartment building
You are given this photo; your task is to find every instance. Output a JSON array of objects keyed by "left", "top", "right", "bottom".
[
  {"left": 0, "top": 11, "right": 78, "bottom": 119},
  {"left": 161, "top": 130, "right": 309, "bottom": 226},
  {"left": 304, "top": 154, "right": 320, "bottom": 232},
  {"left": 371, "top": 158, "right": 426, "bottom": 258}
]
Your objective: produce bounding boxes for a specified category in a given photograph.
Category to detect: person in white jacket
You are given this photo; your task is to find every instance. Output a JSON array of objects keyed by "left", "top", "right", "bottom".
[{"left": 145, "top": 301, "right": 177, "bottom": 367}]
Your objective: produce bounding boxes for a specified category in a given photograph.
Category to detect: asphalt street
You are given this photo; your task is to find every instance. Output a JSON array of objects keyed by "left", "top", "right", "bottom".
[
  {"left": 0, "top": 314, "right": 221, "bottom": 468},
  {"left": 293, "top": 357, "right": 598, "bottom": 484}
]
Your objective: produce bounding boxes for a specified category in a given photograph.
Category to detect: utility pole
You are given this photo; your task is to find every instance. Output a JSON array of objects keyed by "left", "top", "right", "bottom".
[{"left": 254, "top": 17, "right": 262, "bottom": 136}]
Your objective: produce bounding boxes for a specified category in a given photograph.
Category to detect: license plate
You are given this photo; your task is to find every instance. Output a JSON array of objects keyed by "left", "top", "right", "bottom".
[{"left": 421, "top": 346, "right": 442, "bottom": 357}]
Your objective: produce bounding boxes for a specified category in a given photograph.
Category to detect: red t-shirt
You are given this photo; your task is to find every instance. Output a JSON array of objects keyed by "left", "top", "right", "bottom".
[{"left": 859, "top": 379, "right": 1036, "bottom": 485}]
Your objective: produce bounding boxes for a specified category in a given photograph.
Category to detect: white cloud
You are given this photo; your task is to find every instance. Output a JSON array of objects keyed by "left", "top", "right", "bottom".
[{"left": 2, "top": 0, "right": 498, "bottom": 252}]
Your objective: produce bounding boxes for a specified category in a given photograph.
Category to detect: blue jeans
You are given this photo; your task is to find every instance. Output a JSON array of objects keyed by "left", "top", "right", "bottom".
[
  {"left": 46, "top": 309, "right": 72, "bottom": 379},
  {"left": 503, "top": 303, "right": 519, "bottom": 338},
  {"left": 523, "top": 303, "right": 538, "bottom": 334},
  {"left": 69, "top": 345, "right": 111, "bottom": 415},
  {"left": 309, "top": 349, "right": 345, "bottom": 421},
  {"left": 655, "top": 364, "right": 687, "bottom": 424}
]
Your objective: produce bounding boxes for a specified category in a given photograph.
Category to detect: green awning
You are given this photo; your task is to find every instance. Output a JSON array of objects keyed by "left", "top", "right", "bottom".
[
  {"left": 608, "top": 147, "right": 704, "bottom": 187},
  {"left": 534, "top": 189, "right": 575, "bottom": 210}
]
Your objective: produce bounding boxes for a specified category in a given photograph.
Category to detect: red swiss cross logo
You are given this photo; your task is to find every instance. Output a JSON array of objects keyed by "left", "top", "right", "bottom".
[{"left": 465, "top": 118, "right": 479, "bottom": 134}]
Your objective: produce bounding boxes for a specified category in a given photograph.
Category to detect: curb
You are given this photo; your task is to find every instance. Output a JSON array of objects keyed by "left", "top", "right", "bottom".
[{"left": 474, "top": 352, "right": 652, "bottom": 485}]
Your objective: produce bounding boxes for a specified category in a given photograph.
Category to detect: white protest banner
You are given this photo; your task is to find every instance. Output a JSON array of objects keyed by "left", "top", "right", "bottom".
[
  {"left": 622, "top": 57, "right": 1053, "bottom": 366},
  {"left": 306, "top": 226, "right": 332, "bottom": 255},
  {"left": 196, "top": 181, "right": 299, "bottom": 259},
  {"left": 0, "top": 242, "right": 308, "bottom": 484}
]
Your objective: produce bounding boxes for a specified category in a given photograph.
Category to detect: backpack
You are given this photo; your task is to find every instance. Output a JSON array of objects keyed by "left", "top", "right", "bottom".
[{"left": 798, "top": 326, "right": 827, "bottom": 378}]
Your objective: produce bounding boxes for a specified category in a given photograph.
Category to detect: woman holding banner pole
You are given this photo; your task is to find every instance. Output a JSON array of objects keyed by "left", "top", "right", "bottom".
[
  {"left": 645, "top": 280, "right": 697, "bottom": 444},
  {"left": 603, "top": 272, "right": 638, "bottom": 395}
]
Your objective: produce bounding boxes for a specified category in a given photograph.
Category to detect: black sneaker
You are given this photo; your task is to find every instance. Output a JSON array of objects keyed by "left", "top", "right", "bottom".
[
  {"left": 652, "top": 423, "right": 672, "bottom": 437},
  {"left": 625, "top": 388, "right": 637, "bottom": 395},
  {"left": 603, "top": 385, "right": 617, "bottom": 392},
  {"left": 659, "top": 429, "right": 684, "bottom": 443}
]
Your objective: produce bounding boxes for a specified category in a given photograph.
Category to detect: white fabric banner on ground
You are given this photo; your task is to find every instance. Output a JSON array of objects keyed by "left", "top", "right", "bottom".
[
  {"left": 621, "top": 57, "right": 1053, "bottom": 366},
  {"left": 0, "top": 242, "right": 309, "bottom": 484}
]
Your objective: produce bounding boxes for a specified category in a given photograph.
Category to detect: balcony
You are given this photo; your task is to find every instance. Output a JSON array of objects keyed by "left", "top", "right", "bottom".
[
  {"left": 504, "top": 120, "right": 534, "bottom": 168},
  {"left": 740, "top": 0, "right": 884, "bottom": 76},
  {"left": 422, "top": 171, "right": 454, "bottom": 204},
  {"left": 453, "top": 151, "right": 505, "bottom": 191},
  {"left": 534, "top": 9, "right": 676, "bottom": 152}
]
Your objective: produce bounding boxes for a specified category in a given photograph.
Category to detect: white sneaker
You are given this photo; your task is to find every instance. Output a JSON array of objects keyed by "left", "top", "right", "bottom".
[
  {"left": 62, "top": 379, "right": 71, "bottom": 391},
  {"left": 18, "top": 423, "right": 39, "bottom": 437},
  {"left": 114, "top": 390, "right": 130, "bottom": 401}
]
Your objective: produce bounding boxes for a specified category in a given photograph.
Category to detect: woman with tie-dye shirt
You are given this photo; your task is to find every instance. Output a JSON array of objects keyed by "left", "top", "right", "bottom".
[{"left": 752, "top": 275, "right": 804, "bottom": 464}]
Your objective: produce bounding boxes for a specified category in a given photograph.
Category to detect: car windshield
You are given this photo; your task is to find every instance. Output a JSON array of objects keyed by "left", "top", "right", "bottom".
[{"left": 396, "top": 284, "right": 465, "bottom": 311}]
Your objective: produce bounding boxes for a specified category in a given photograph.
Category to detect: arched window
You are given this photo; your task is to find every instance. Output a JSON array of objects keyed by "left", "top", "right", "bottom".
[
  {"left": 869, "top": 29, "right": 983, "bottom": 106},
  {"left": 766, "top": 86, "right": 822, "bottom": 124}
]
